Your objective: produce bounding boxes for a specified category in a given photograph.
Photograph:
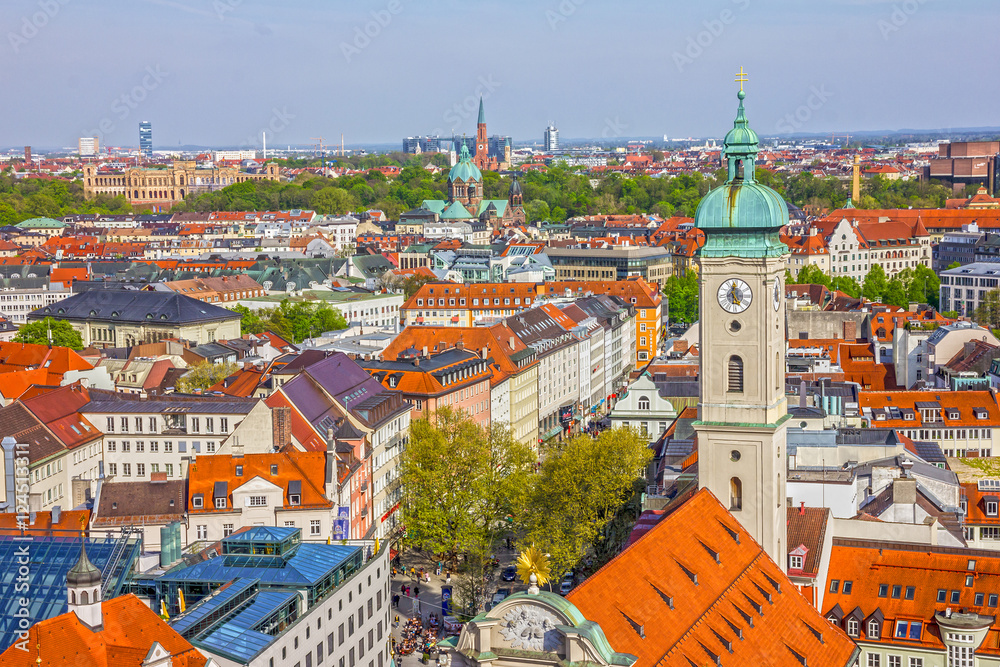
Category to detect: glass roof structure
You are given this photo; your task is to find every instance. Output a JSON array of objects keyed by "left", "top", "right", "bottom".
[
  {"left": 160, "top": 542, "right": 361, "bottom": 588},
  {"left": 170, "top": 577, "right": 300, "bottom": 663},
  {"left": 0, "top": 535, "right": 141, "bottom": 652},
  {"left": 158, "top": 527, "right": 366, "bottom": 661}
]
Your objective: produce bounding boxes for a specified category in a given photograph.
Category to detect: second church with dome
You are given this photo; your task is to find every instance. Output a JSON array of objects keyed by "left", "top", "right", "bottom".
[{"left": 418, "top": 143, "right": 526, "bottom": 230}]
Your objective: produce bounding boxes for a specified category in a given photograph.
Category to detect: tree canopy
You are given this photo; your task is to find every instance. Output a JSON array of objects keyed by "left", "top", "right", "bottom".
[
  {"left": 14, "top": 317, "right": 84, "bottom": 350},
  {"left": 400, "top": 407, "right": 535, "bottom": 613},
  {"left": 662, "top": 271, "right": 699, "bottom": 323},
  {"left": 524, "top": 428, "right": 652, "bottom": 580},
  {"left": 231, "top": 301, "right": 347, "bottom": 343},
  {"left": 176, "top": 360, "right": 239, "bottom": 393}
]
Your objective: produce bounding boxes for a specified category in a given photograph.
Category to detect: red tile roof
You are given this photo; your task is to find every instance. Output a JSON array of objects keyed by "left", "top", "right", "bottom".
[
  {"left": 187, "top": 450, "right": 332, "bottom": 513},
  {"left": 567, "top": 489, "right": 858, "bottom": 667},
  {"left": 823, "top": 541, "right": 1000, "bottom": 656},
  {"left": 0, "top": 593, "right": 208, "bottom": 666}
]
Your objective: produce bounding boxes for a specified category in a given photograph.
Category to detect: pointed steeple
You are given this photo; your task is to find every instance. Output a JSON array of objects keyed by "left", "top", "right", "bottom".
[
  {"left": 723, "top": 90, "right": 760, "bottom": 184},
  {"left": 68, "top": 542, "right": 102, "bottom": 588},
  {"left": 478, "top": 96, "right": 485, "bottom": 125},
  {"left": 67, "top": 541, "right": 104, "bottom": 630}
]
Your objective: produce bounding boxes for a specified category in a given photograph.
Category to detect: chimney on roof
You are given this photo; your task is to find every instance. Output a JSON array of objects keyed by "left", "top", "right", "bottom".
[
  {"left": 799, "top": 501, "right": 805, "bottom": 516},
  {"left": 422, "top": 346, "right": 428, "bottom": 358},
  {"left": 799, "top": 380, "right": 807, "bottom": 409},
  {"left": 456, "top": 340, "right": 464, "bottom": 350},
  {"left": 150, "top": 472, "right": 167, "bottom": 483},
  {"left": 51, "top": 505, "right": 61, "bottom": 525},
  {"left": 509, "top": 336, "right": 516, "bottom": 350}
]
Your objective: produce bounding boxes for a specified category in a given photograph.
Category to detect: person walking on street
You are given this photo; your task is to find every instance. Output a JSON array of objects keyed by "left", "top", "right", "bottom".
[{"left": 446, "top": 571, "right": 451, "bottom": 584}]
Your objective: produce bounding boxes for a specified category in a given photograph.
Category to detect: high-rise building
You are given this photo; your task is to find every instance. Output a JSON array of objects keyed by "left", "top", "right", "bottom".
[
  {"left": 402, "top": 136, "right": 440, "bottom": 154},
  {"left": 23, "top": 146, "right": 31, "bottom": 164},
  {"left": 544, "top": 124, "right": 559, "bottom": 151},
  {"left": 78, "top": 136, "right": 99, "bottom": 157},
  {"left": 139, "top": 121, "right": 152, "bottom": 158}
]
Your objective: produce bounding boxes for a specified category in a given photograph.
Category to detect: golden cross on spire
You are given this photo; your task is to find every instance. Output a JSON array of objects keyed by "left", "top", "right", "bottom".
[{"left": 734, "top": 66, "right": 748, "bottom": 92}]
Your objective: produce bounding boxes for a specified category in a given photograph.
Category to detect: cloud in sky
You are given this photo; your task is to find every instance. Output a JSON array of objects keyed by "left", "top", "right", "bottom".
[{"left": 1, "top": 0, "right": 997, "bottom": 148}]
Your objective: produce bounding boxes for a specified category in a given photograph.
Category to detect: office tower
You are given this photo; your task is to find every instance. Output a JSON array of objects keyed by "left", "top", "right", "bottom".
[
  {"left": 544, "top": 125, "right": 559, "bottom": 151},
  {"left": 79, "top": 137, "right": 99, "bottom": 157},
  {"left": 139, "top": 121, "right": 152, "bottom": 158}
]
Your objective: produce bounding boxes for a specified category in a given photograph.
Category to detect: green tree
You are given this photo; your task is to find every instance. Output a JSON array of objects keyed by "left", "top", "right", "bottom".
[
  {"left": 525, "top": 428, "right": 652, "bottom": 580},
  {"left": 862, "top": 265, "right": 889, "bottom": 302},
  {"left": 662, "top": 271, "right": 699, "bottom": 323},
  {"left": 14, "top": 317, "right": 83, "bottom": 350},
  {"left": 795, "top": 264, "right": 831, "bottom": 287},
  {"left": 975, "top": 290, "right": 1000, "bottom": 330},
  {"left": 231, "top": 304, "right": 264, "bottom": 335},
  {"left": 830, "top": 276, "right": 862, "bottom": 298},
  {"left": 176, "top": 360, "right": 239, "bottom": 393},
  {"left": 400, "top": 408, "right": 535, "bottom": 613}
]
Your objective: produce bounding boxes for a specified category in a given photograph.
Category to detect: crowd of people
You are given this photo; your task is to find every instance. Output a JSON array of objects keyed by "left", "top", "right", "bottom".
[{"left": 393, "top": 616, "right": 439, "bottom": 662}]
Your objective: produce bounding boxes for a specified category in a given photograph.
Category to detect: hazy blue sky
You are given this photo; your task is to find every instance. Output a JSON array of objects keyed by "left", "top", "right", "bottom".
[{"left": 2, "top": 0, "right": 996, "bottom": 149}]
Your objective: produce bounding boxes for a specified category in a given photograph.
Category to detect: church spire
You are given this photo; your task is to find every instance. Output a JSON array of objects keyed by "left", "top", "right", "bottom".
[
  {"left": 723, "top": 89, "right": 760, "bottom": 184},
  {"left": 67, "top": 542, "right": 104, "bottom": 630},
  {"left": 478, "top": 96, "right": 485, "bottom": 125}
]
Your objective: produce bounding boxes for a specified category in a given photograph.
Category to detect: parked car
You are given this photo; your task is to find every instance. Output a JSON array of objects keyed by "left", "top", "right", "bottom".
[
  {"left": 501, "top": 565, "right": 517, "bottom": 582},
  {"left": 559, "top": 572, "right": 575, "bottom": 595},
  {"left": 492, "top": 588, "right": 511, "bottom": 607}
]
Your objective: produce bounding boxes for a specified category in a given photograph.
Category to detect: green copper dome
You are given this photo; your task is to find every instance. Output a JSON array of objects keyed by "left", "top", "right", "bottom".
[
  {"left": 448, "top": 144, "right": 482, "bottom": 183},
  {"left": 694, "top": 89, "right": 788, "bottom": 258}
]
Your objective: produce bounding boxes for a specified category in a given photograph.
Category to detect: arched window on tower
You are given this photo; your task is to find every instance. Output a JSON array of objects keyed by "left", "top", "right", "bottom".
[
  {"left": 730, "top": 477, "right": 743, "bottom": 511},
  {"left": 80, "top": 591, "right": 89, "bottom": 605},
  {"left": 638, "top": 396, "right": 650, "bottom": 411},
  {"left": 728, "top": 356, "right": 744, "bottom": 393}
]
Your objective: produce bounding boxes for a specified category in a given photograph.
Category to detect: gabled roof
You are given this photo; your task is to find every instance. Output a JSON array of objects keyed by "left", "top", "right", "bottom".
[
  {"left": 787, "top": 506, "right": 831, "bottom": 578},
  {"left": 824, "top": 540, "right": 1000, "bottom": 655},
  {"left": 187, "top": 451, "right": 331, "bottom": 513},
  {"left": 0, "top": 594, "right": 208, "bottom": 667},
  {"left": 567, "top": 489, "right": 858, "bottom": 667}
]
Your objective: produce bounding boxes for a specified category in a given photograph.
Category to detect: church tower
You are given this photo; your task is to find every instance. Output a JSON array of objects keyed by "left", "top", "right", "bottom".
[
  {"left": 67, "top": 542, "right": 104, "bottom": 630},
  {"left": 692, "top": 83, "right": 790, "bottom": 570},
  {"left": 475, "top": 97, "right": 489, "bottom": 171}
]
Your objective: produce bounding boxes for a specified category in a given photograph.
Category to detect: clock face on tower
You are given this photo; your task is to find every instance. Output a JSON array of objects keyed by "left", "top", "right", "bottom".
[
  {"left": 772, "top": 276, "right": 781, "bottom": 311},
  {"left": 717, "top": 278, "right": 752, "bottom": 314}
]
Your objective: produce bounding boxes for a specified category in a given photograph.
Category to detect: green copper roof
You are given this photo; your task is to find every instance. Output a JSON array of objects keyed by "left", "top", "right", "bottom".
[
  {"left": 695, "top": 89, "right": 788, "bottom": 258},
  {"left": 421, "top": 200, "right": 446, "bottom": 215},
  {"left": 449, "top": 144, "right": 482, "bottom": 183},
  {"left": 478, "top": 199, "right": 508, "bottom": 217},
  {"left": 441, "top": 201, "right": 474, "bottom": 220},
  {"left": 16, "top": 217, "right": 65, "bottom": 228},
  {"left": 478, "top": 96, "right": 485, "bottom": 125},
  {"left": 723, "top": 90, "right": 759, "bottom": 153}
]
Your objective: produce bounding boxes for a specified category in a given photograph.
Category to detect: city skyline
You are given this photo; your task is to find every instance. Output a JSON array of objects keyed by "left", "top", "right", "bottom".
[{"left": 2, "top": 0, "right": 999, "bottom": 150}]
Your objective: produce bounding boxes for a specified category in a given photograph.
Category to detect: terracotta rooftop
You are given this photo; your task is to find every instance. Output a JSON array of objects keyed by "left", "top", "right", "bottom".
[{"left": 567, "top": 489, "right": 858, "bottom": 667}]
